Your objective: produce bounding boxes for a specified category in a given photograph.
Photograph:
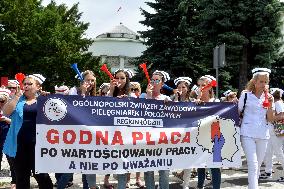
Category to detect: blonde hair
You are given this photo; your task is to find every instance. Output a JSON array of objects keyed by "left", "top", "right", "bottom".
[
  {"left": 245, "top": 74, "right": 269, "bottom": 93},
  {"left": 81, "top": 70, "right": 97, "bottom": 96},
  {"left": 199, "top": 77, "right": 215, "bottom": 99}
]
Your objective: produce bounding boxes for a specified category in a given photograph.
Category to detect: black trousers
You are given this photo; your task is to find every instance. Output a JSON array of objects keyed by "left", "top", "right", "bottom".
[
  {"left": 6, "top": 156, "right": 16, "bottom": 184},
  {"left": 15, "top": 142, "right": 53, "bottom": 189}
]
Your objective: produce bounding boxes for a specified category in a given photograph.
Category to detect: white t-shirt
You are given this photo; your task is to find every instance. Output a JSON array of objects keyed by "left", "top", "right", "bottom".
[
  {"left": 275, "top": 100, "right": 284, "bottom": 114},
  {"left": 238, "top": 91, "right": 270, "bottom": 139},
  {"left": 268, "top": 100, "right": 284, "bottom": 136}
]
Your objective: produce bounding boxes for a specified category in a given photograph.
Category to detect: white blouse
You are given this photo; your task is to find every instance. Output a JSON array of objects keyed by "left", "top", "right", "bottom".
[{"left": 238, "top": 91, "right": 270, "bottom": 139}]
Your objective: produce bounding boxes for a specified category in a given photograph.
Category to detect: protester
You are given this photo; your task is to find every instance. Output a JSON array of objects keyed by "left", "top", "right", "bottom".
[
  {"left": 196, "top": 75, "right": 221, "bottom": 189},
  {"left": 238, "top": 68, "right": 274, "bottom": 189},
  {"left": 3, "top": 74, "right": 53, "bottom": 189},
  {"left": 98, "top": 83, "right": 110, "bottom": 96},
  {"left": 108, "top": 69, "right": 138, "bottom": 189},
  {"left": 0, "top": 88, "right": 17, "bottom": 189},
  {"left": 57, "top": 70, "right": 98, "bottom": 189},
  {"left": 144, "top": 70, "right": 171, "bottom": 189},
  {"left": 261, "top": 88, "right": 284, "bottom": 181},
  {"left": 222, "top": 90, "right": 238, "bottom": 102},
  {"left": 172, "top": 76, "right": 195, "bottom": 189}
]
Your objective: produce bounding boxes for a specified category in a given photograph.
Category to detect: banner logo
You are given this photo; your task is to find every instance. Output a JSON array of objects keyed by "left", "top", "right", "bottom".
[{"left": 43, "top": 97, "right": 67, "bottom": 121}]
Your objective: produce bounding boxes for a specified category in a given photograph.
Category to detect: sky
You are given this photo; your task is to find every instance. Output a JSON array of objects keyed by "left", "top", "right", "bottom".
[{"left": 41, "top": 0, "right": 155, "bottom": 39}]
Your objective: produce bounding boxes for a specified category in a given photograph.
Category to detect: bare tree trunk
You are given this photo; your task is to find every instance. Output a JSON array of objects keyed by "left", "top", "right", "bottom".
[{"left": 239, "top": 44, "right": 248, "bottom": 92}]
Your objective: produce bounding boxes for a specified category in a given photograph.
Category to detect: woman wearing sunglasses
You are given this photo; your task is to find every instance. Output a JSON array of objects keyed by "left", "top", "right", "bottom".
[
  {"left": 3, "top": 74, "right": 53, "bottom": 189},
  {"left": 144, "top": 70, "right": 171, "bottom": 189}
]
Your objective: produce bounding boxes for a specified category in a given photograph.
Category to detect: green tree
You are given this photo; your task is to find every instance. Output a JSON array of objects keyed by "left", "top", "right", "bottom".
[
  {"left": 0, "top": 0, "right": 95, "bottom": 91},
  {"left": 139, "top": 0, "right": 205, "bottom": 78},
  {"left": 196, "top": 0, "right": 284, "bottom": 91},
  {"left": 139, "top": 0, "right": 284, "bottom": 93}
]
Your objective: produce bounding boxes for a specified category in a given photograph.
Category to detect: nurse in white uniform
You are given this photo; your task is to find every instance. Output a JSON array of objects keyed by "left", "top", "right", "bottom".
[{"left": 238, "top": 68, "right": 274, "bottom": 189}]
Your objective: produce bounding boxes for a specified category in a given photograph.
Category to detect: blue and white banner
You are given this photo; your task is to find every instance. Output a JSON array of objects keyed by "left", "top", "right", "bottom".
[{"left": 35, "top": 95, "right": 241, "bottom": 174}]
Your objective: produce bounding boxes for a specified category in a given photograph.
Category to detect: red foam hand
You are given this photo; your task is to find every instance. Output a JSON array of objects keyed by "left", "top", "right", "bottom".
[
  {"left": 15, "top": 73, "right": 25, "bottom": 89},
  {"left": 100, "top": 64, "right": 114, "bottom": 80},
  {"left": 139, "top": 63, "right": 150, "bottom": 84},
  {"left": 211, "top": 121, "right": 221, "bottom": 140}
]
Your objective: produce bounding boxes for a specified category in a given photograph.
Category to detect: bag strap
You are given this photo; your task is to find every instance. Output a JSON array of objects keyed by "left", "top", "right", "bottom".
[{"left": 240, "top": 93, "right": 247, "bottom": 117}]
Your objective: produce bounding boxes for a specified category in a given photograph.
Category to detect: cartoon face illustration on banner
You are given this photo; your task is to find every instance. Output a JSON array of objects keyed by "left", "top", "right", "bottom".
[{"left": 43, "top": 98, "right": 67, "bottom": 121}]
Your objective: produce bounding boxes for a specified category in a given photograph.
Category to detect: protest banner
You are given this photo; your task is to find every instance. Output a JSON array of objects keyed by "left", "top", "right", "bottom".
[{"left": 35, "top": 95, "right": 241, "bottom": 174}]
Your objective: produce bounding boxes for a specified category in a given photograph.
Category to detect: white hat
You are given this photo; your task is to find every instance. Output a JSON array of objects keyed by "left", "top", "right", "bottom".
[
  {"left": 252, "top": 68, "right": 271, "bottom": 77},
  {"left": 174, "top": 77, "right": 192, "bottom": 86},
  {"left": 270, "top": 88, "right": 284, "bottom": 97},
  {"left": 223, "top": 90, "right": 236, "bottom": 97},
  {"left": 130, "top": 82, "right": 141, "bottom": 86},
  {"left": 28, "top": 74, "right": 46, "bottom": 84},
  {"left": 0, "top": 88, "right": 11, "bottom": 99},
  {"left": 99, "top": 83, "right": 110, "bottom": 90},
  {"left": 153, "top": 70, "right": 170, "bottom": 82},
  {"left": 114, "top": 69, "right": 135, "bottom": 79},
  {"left": 202, "top": 75, "right": 216, "bottom": 82},
  {"left": 55, "top": 85, "right": 69, "bottom": 95},
  {"left": 8, "top": 80, "right": 19, "bottom": 85}
]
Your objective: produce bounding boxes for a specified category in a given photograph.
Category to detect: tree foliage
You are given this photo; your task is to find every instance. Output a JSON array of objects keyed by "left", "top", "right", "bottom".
[
  {"left": 0, "top": 0, "right": 100, "bottom": 91},
  {"left": 139, "top": 0, "right": 284, "bottom": 93}
]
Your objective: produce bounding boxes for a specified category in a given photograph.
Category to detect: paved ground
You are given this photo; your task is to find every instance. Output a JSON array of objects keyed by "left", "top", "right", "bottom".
[{"left": 0, "top": 155, "right": 283, "bottom": 188}]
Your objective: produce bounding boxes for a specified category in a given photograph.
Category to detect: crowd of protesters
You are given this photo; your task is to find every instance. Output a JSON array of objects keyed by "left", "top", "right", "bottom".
[{"left": 0, "top": 67, "right": 283, "bottom": 189}]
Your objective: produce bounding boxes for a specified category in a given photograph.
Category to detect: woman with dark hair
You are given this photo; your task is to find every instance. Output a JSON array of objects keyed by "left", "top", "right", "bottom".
[
  {"left": 108, "top": 69, "right": 137, "bottom": 189},
  {"left": 108, "top": 69, "right": 134, "bottom": 98},
  {"left": 3, "top": 74, "right": 53, "bottom": 189}
]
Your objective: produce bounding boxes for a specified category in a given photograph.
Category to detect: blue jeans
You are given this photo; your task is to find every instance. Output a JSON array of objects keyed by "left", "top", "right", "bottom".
[
  {"left": 57, "top": 173, "right": 89, "bottom": 189},
  {"left": 145, "top": 170, "right": 169, "bottom": 189},
  {"left": 197, "top": 168, "right": 221, "bottom": 189},
  {"left": 117, "top": 174, "right": 127, "bottom": 189}
]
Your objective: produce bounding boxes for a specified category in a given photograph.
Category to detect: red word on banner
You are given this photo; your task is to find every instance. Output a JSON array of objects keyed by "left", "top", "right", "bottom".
[{"left": 46, "top": 129, "right": 191, "bottom": 145}]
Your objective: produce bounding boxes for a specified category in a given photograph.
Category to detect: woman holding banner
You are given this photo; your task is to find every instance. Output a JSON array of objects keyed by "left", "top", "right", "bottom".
[
  {"left": 57, "top": 70, "right": 98, "bottom": 189},
  {"left": 196, "top": 75, "right": 221, "bottom": 189},
  {"left": 238, "top": 68, "right": 274, "bottom": 189},
  {"left": 3, "top": 74, "right": 53, "bottom": 189},
  {"left": 107, "top": 69, "right": 141, "bottom": 189},
  {"left": 144, "top": 70, "right": 171, "bottom": 189},
  {"left": 172, "top": 76, "right": 195, "bottom": 189}
]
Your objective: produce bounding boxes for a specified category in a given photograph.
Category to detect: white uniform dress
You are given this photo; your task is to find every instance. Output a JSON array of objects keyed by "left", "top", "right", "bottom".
[
  {"left": 264, "top": 100, "right": 284, "bottom": 174},
  {"left": 238, "top": 91, "right": 270, "bottom": 189}
]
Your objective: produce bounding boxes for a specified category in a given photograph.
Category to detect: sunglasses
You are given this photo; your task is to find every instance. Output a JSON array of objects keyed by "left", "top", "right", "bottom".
[
  {"left": 115, "top": 77, "right": 126, "bottom": 80},
  {"left": 8, "top": 87, "right": 17, "bottom": 90},
  {"left": 131, "top": 88, "right": 139, "bottom": 92},
  {"left": 23, "top": 82, "right": 33, "bottom": 86},
  {"left": 150, "top": 79, "right": 161, "bottom": 84}
]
